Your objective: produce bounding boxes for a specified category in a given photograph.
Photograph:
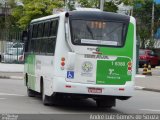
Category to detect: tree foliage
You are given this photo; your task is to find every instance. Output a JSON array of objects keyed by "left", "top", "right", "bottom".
[
  {"left": 12, "top": 0, "right": 63, "bottom": 29},
  {"left": 78, "top": 0, "right": 99, "bottom": 8},
  {"left": 11, "top": 0, "right": 143, "bottom": 29},
  {"left": 10, "top": 0, "right": 160, "bottom": 46},
  {"left": 78, "top": 0, "right": 142, "bottom": 12},
  {"left": 0, "top": 1, "right": 17, "bottom": 31},
  {"left": 133, "top": 0, "right": 160, "bottom": 48},
  {"left": 78, "top": 0, "right": 119, "bottom": 12}
]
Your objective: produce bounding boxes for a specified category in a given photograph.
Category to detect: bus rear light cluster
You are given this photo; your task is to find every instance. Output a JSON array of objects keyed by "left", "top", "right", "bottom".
[
  {"left": 127, "top": 62, "right": 132, "bottom": 71},
  {"left": 61, "top": 62, "right": 65, "bottom": 66},
  {"left": 60, "top": 57, "right": 65, "bottom": 70}
]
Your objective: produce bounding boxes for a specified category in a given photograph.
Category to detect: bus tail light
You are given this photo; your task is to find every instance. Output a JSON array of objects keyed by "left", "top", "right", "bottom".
[
  {"left": 61, "top": 62, "right": 65, "bottom": 66},
  {"left": 61, "top": 57, "right": 65, "bottom": 70},
  {"left": 127, "top": 62, "right": 132, "bottom": 71}
]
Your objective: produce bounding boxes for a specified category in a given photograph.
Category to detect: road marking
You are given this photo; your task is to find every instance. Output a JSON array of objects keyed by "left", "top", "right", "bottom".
[
  {"left": 135, "top": 86, "right": 145, "bottom": 90},
  {"left": 0, "top": 93, "right": 25, "bottom": 96},
  {"left": 10, "top": 76, "right": 23, "bottom": 80},
  {"left": 135, "top": 75, "right": 146, "bottom": 78},
  {"left": 140, "top": 109, "right": 160, "bottom": 112}
]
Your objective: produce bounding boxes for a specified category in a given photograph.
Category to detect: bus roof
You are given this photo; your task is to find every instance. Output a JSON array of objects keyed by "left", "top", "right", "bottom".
[
  {"left": 31, "top": 10, "right": 130, "bottom": 24},
  {"left": 30, "top": 12, "right": 63, "bottom": 23},
  {"left": 68, "top": 11, "right": 130, "bottom": 22}
]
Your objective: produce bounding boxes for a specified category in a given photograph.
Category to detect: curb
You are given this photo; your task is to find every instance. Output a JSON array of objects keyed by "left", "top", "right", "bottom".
[
  {"left": 134, "top": 86, "right": 145, "bottom": 90},
  {"left": 0, "top": 76, "right": 10, "bottom": 79},
  {"left": 142, "top": 88, "right": 160, "bottom": 93},
  {"left": 135, "top": 86, "right": 160, "bottom": 93},
  {"left": 155, "top": 66, "right": 160, "bottom": 69}
]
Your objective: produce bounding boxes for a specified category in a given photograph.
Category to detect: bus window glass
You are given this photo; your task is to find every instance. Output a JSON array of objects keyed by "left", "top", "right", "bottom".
[
  {"left": 70, "top": 20, "right": 127, "bottom": 47},
  {"left": 37, "top": 23, "right": 44, "bottom": 37},
  {"left": 35, "top": 39, "right": 40, "bottom": 53},
  {"left": 44, "top": 22, "right": 49, "bottom": 37},
  {"left": 32, "top": 24, "right": 38, "bottom": 38},
  {"left": 47, "top": 38, "right": 56, "bottom": 54},
  {"left": 29, "top": 25, "right": 33, "bottom": 39},
  {"left": 39, "top": 39, "right": 46, "bottom": 53},
  {"left": 50, "top": 20, "right": 58, "bottom": 36},
  {"left": 30, "top": 40, "right": 35, "bottom": 52}
]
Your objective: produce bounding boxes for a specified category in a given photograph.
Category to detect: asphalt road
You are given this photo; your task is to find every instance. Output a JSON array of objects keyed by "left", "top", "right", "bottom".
[{"left": 0, "top": 78, "right": 160, "bottom": 117}]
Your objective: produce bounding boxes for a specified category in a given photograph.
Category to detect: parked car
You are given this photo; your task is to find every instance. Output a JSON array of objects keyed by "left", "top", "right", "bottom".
[
  {"left": 10, "top": 42, "right": 24, "bottom": 49},
  {"left": 8, "top": 42, "right": 24, "bottom": 52},
  {"left": 139, "top": 49, "right": 159, "bottom": 67},
  {"left": 2, "top": 49, "right": 24, "bottom": 63}
]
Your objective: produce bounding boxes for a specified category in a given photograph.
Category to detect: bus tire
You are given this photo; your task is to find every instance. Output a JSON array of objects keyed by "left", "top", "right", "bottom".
[
  {"left": 27, "top": 87, "right": 36, "bottom": 97},
  {"left": 26, "top": 75, "right": 36, "bottom": 97},
  {"left": 96, "top": 98, "right": 115, "bottom": 108},
  {"left": 42, "top": 82, "right": 52, "bottom": 106}
]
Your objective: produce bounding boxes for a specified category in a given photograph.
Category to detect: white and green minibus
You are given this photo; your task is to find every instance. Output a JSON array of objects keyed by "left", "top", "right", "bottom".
[{"left": 23, "top": 9, "right": 136, "bottom": 108}]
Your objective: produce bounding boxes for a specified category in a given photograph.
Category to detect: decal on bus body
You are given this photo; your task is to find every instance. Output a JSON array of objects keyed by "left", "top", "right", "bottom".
[{"left": 96, "top": 23, "right": 134, "bottom": 85}]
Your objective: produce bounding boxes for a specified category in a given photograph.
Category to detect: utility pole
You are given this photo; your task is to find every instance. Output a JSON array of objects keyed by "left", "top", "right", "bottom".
[
  {"left": 4, "top": 0, "right": 7, "bottom": 41},
  {"left": 100, "top": 0, "right": 104, "bottom": 11},
  {"left": 151, "top": 1, "right": 155, "bottom": 41}
]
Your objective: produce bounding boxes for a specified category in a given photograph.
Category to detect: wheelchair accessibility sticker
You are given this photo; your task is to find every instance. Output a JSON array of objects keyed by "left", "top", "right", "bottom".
[{"left": 67, "top": 71, "right": 74, "bottom": 79}]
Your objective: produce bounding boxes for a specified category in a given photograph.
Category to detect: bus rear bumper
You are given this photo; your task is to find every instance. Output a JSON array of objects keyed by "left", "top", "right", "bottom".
[{"left": 52, "top": 77, "right": 134, "bottom": 98}]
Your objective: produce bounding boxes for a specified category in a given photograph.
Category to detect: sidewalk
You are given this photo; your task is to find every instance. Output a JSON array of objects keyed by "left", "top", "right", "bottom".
[
  {"left": 0, "top": 63, "right": 23, "bottom": 79},
  {"left": 0, "top": 63, "right": 160, "bottom": 92},
  {"left": 135, "top": 75, "right": 160, "bottom": 92},
  {"left": 0, "top": 63, "right": 24, "bottom": 72}
]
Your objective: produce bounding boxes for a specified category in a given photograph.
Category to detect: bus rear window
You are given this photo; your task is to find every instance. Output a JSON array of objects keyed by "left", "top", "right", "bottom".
[{"left": 70, "top": 20, "right": 128, "bottom": 47}]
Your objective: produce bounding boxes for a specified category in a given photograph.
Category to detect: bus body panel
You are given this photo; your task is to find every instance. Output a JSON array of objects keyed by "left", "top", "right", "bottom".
[
  {"left": 52, "top": 76, "right": 134, "bottom": 97},
  {"left": 65, "top": 19, "right": 135, "bottom": 86}
]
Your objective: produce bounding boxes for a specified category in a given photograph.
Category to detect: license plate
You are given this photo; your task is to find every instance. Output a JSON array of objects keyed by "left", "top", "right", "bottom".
[{"left": 88, "top": 88, "right": 102, "bottom": 93}]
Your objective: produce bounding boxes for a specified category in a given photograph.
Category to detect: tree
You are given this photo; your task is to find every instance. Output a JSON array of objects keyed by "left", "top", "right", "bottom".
[
  {"left": 133, "top": 0, "right": 160, "bottom": 48},
  {"left": 78, "top": 0, "right": 138, "bottom": 12},
  {"left": 104, "top": 1, "right": 118, "bottom": 12},
  {"left": 12, "top": 0, "right": 63, "bottom": 29},
  {"left": 11, "top": 0, "right": 139, "bottom": 29},
  {"left": 78, "top": 0, "right": 99, "bottom": 8},
  {"left": 0, "top": 1, "right": 17, "bottom": 31}
]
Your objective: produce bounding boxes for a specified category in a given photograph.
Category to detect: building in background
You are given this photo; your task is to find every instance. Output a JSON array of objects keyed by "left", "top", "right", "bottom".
[{"left": 117, "top": 3, "right": 133, "bottom": 16}]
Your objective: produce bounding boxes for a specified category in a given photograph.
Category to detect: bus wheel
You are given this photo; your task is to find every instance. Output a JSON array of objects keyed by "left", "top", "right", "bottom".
[
  {"left": 27, "top": 87, "right": 36, "bottom": 97},
  {"left": 42, "top": 83, "right": 52, "bottom": 106},
  {"left": 26, "top": 77, "right": 35, "bottom": 97},
  {"left": 96, "top": 98, "right": 115, "bottom": 108}
]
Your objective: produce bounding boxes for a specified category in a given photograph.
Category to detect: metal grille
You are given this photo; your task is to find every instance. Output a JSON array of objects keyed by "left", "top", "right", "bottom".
[{"left": 0, "top": 30, "right": 24, "bottom": 64}]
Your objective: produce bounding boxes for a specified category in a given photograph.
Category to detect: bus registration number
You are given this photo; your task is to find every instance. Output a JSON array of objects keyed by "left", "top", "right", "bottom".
[{"left": 88, "top": 88, "right": 102, "bottom": 93}]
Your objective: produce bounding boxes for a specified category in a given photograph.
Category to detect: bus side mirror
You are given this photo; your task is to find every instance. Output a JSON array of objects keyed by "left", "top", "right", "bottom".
[{"left": 22, "top": 31, "right": 29, "bottom": 52}]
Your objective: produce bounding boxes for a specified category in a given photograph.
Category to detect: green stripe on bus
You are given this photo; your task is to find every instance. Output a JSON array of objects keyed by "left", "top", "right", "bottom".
[
  {"left": 98, "top": 23, "right": 134, "bottom": 57},
  {"left": 25, "top": 54, "right": 36, "bottom": 90},
  {"left": 96, "top": 23, "right": 134, "bottom": 85}
]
